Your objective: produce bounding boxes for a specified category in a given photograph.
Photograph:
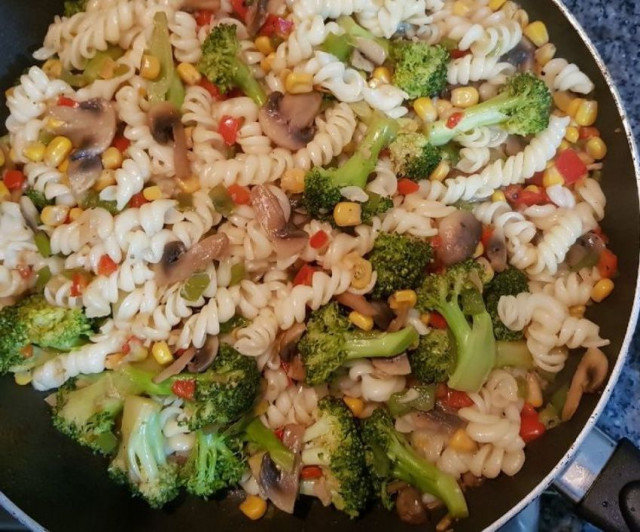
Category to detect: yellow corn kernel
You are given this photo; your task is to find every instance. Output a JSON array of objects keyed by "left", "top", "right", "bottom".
[
  {"left": 58, "top": 158, "right": 70, "bottom": 174},
  {"left": 569, "top": 304, "right": 586, "bottom": 318},
  {"left": 429, "top": 160, "right": 450, "bottom": 182},
  {"left": 451, "top": 86, "right": 479, "bottom": 108},
  {"left": 552, "top": 91, "right": 574, "bottom": 114},
  {"left": 586, "top": 137, "right": 607, "bottom": 160},
  {"left": 535, "top": 43, "right": 556, "bottom": 68},
  {"left": 566, "top": 97, "right": 584, "bottom": 119},
  {"left": 0, "top": 149, "right": 5, "bottom": 168},
  {"left": 143, "top": 185, "right": 163, "bottom": 201},
  {"left": 0, "top": 182, "right": 9, "bottom": 200},
  {"left": 372, "top": 66, "right": 392, "bottom": 84},
  {"left": 449, "top": 428, "right": 477, "bottom": 453},
  {"left": 68, "top": 207, "right": 84, "bottom": 222},
  {"left": 9, "top": 148, "right": 18, "bottom": 164},
  {"left": 95, "top": 169, "right": 116, "bottom": 191},
  {"left": 389, "top": 290, "right": 418, "bottom": 310},
  {"left": 591, "top": 278, "right": 614, "bottom": 303},
  {"left": 489, "top": 0, "right": 507, "bottom": 10},
  {"left": 565, "top": 126, "right": 579, "bottom": 144},
  {"left": 98, "top": 58, "right": 117, "bottom": 80},
  {"left": 543, "top": 165, "right": 565, "bottom": 187},
  {"left": 101, "top": 146, "right": 123, "bottom": 170},
  {"left": 524, "top": 21, "right": 549, "bottom": 47},
  {"left": 239, "top": 496, "right": 267, "bottom": 521},
  {"left": 343, "top": 396, "right": 365, "bottom": 417},
  {"left": 177, "top": 175, "right": 201, "bottom": 194},
  {"left": 254, "top": 35, "right": 274, "bottom": 55},
  {"left": 152, "top": 341, "right": 173, "bottom": 365},
  {"left": 420, "top": 312, "right": 431, "bottom": 326},
  {"left": 524, "top": 185, "right": 540, "bottom": 193},
  {"left": 14, "top": 371, "right": 32, "bottom": 386},
  {"left": 285, "top": 72, "right": 313, "bottom": 94},
  {"left": 526, "top": 373, "right": 543, "bottom": 408},
  {"left": 435, "top": 98, "right": 452, "bottom": 119},
  {"left": 452, "top": 0, "right": 472, "bottom": 17},
  {"left": 491, "top": 190, "right": 506, "bottom": 203},
  {"left": 104, "top": 352, "right": 126, "bottom": 370},
  {"left": 41, "top": 205, "right": 70, "bottom": 227},
  {"left": 349, "top": 311, "right": 374, "bottom": 331},
  {"left": 574, "top": 100, "right": 598, "bottom": 126},
  {"left": 260, "top": 52, "right": 275, "bottom": 73},
  {"left": 140, "top": 54, "right": 161, "bottom": 80},
  {"left": 44, "top": 117, "right": 65, "bottom": 132},
  {"left": 280, "top": 168, "right": 306, "bottom": 194},
  {"left": 23, "top": 141, "right": 46, "bottom": 162},
  {"left": 333, "top": 202, "right": 362, "bottom": 227},
  {"left": 176, "top": 62, "right": 202, "bottom": 86},
  {"left": 43, "top": 58, "right": 63, "bottom": 79},
  {"left": 350, "top": 257, "right": 373, "bottom": 290},
  {"left": 413, "top": 97, "right": 437, "bottom": 123},
  {"left": 44, "top": 136, "right": 73, "bottom": 168},
  {"left": 473, "top": 241, "right": 484, "bottom": 259},
  {"left": 254, "top": 400, "right": 269, "bottom": 417}
]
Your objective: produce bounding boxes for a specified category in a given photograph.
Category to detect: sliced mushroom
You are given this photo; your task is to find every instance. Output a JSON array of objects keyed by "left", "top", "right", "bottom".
[
  {"left": 147, "top": 102, "right": 190, "bottom": 179},
  {"left": 502, "top": 37, "right": 535, "bottom": 72},
  {"left": 372, "top": 354, "right": 412, "bottom": 376},
  {"left": 396, "top": 486, "right": 428, "bottom": 525},
  {"left": 275, "top": 322, "right": 306, "bottom": 362},
  {"left": 19, "top": 196, "right": 39, "bottom": 231},
  {"left": 350, "top": 49, "right": 375, "bottom": 72},
  {"left": 67, "top": 151, "right": 103, "bottom": 194},
  {"left": 49, "top": 98, "right": 116, "bottom": 157},
  {"left": 152, "top": 347, "right": 197, "bottom": 383},
  {"left": 336, "top": 292, "right": 378, "bottom": 317},
  {"left": 181, "top": 0, "right": 220, "bottom": 11},
  {"left": 259, "top": 91, "right": 323, "bottom": 150},
  {"left": 250, "top": 185, "right": 308, "bottom": 257},
  {"left": 486, "top": 228, "right": 507, "bottom": 273},
  {"left": 370, "top": 301, "right": 395, "bottom": 330},
  {"left": 245, "top": 0, "right": 269, "bottom": 36},
  {"left": 566, "top": 231, "right": 606, "bottom": 270},
  {"left": 562, "top": 347, "right": 609, "bottom": 421},
  {"left": 436, "top": 210, "right": 482, "bottom": 266},
  {"left": 155, "top": 234, "right": 230, "bottom": 286},
  {"left": 187, "top": 336, "right": 219, "bottom": 373},
  {"left": 354, "top": 36, "right": 388, "bottom": 66}
]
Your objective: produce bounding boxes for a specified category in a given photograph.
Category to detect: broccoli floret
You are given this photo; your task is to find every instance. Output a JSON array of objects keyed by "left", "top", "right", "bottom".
[
  {"left": 389, "top": 133, "right": 442, "bottom": 181},
  {"left": 301, "top": 397, "right": 370, "bottom": 517},
  {"left": 321, "top": 16, "right": 389, "bottom": 61},
  {"left": 52, "top": 372, "right": 136, "bottom": 455},
  {"left": 303, "top": 113, "right": 398, "bottom": 218},
  {"left": 484, "top": 267, "right": 529, "bottom": 341},
  {"left": 108, "top": 396, "right": 180, "bottom": 508},
  {"left": 0, "top": 295, "right": 93, "bottom": 374},
  {"left": 361, "top": 408, "right": 468, "bottom": 518},
  {"left": 392, "top": 42, "right": 449, "bottom": 99},
  {"left": 409, "top": 329, "right": 455, "bottom": 384},
  {"left": 25, "top": 188, "right": 52, "bottom": 210},
  {"left": 368, "top": 232, "right": 432, "bottom": 300},
  {"left": 416, "top": 260, "right": 495, "bottom": 392},
  {"left": 243, "top": 417, "right": 295, "bottom": 473},
  {"left": 361, "top": 192, "right": 393, "bottom": 225},
  {"left": 298, "top": 302, "right": 419, "bottom": 385},
  {"left": 64, "top": 0, "right": 88, "bottom": 16},
  {"left": 428, "top": 73, "right": 552, "bottom": 146},
  {"left": 198, "top": 24, "right": 266, "bottom": 105},
  {"left": 182, "top": 427, "right": 245, "bottom": 498},
  {"left": 122, "top": 344, "right": 260, "bottom": 430}
]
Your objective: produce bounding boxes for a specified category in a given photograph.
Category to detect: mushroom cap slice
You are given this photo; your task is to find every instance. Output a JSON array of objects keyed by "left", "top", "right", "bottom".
[
  {"left": 67, "top": 151, "right": 103, "bottom": 195},
  {"left": 436, "top": 210, "right": 482, "bottom": 266}
]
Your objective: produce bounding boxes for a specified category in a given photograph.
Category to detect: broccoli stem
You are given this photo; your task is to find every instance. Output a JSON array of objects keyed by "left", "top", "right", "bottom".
[
  {"left": 344, "top": 326, "right": 419, "bottom": 360},
  {"left": 232, "top": 61, "right": 266, "bottom": 106},
  {"left": 321, "top": 16, "right": 389, "bottom": 61},
  {"left": 390, "top": 439, "right": 468, "bottom": 518},
  {"left": 495, "top": 340, "right": 534, "bottom": 369},
  {"left": 121, "top": 366, "right": 172, "bottom": 396},
  {"left": 244, "top": 417, "right": 295, "bottom": 473}
]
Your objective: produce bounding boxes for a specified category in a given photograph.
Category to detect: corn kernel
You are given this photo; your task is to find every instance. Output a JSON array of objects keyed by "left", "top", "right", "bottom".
[
  {"left": 575, "top": 100, "right": 598, "bottom": 126},
  {"left": 239, "top": 495, "right": 267, "bottom": 521},
  {"left": 543, "top": 165, "right": 565, "bottom": 187},
  {"left": 350, "top": 257, "right": 373, "bottom": 290},
  {"left": 41, "top": 205, "right": 70, "bottom": 227},
  {"left": 152, "top": 341, "right": 173, "bottom": 365},
  {"left": 435, "top": 98, "right": 452, "bottom": 118},
  {"left": 429, "top": 160, "right": 450, "bottom": 182},
  {"left": 68, "top": 207, "right": 83, "bottom": 222},
  {"left": 280, "top": 168, "right": 306, "bottom": 194},
  {"left": 98, "top": 58, "right": 116, "bottom": 80},
  {"left": 143, "top": 185, "right": 163, "bottom": 201},
  {"left": 524, "top": 185, "right": 540, "bottom": 193},
  {"left": 491, "top": 190, "right": 506, "bottom": 203},
  {"left": 565, "top": 126, "right": 579, "bottom": 144},
  {"left": 95, "top": 169, "right": 116, "bottom": 191},
  {"left": 177, "top": 175, "right": 201, "bottom": 194},
  {"left": 333, "top": 202, "right": 362, "bottom": 227},
  {"left": 176, "top": 62, "right": 202, "bottom": 86},
  {"left": 586, "top": 137, "right": 607, "bottom": 160},
  {"left": 140, "top": 54, "right": 161, "bottom": 80},
  {"left": 449, "top": 428, "right": 477, "bottom": 453},
  {"left": 14, "top": 371, "right": 32, "bottom": 386},
  {"left": 254, "top": 35, "right": 274, "bottom": 55},
  {"left": 44, "top": 136, "right": 73, "bottom": 168},
  {"left": 284, "top": 72, "right": 313, "bottom": 94},
  {"left": 413, "top": 97, "right": 438, "bottom": 123},
  {"left": 44, "top": 117, "right": 65, "bottom": 132},
  {"left": 559, "top": 140, "right": 571, "bottom": 151},
  {"left": 552, "top": 91, "right": 574, "bottom": 114},
  {"left": 389, "top": 290, "right": 418, "bottom": 310},
  {"left": 473, "top": 241, "right": 484, "bottom": 258},
  {"left": 477, "top": 256, "right": 495, "bottom": 282},
  {"left": 0, "top": 149, "right": 5, "bottom": 168},
  {"left": 524, "top": 21, "right": 549, "bottom": 47},
  {"left": 0, "top": 182, "right": 9, "bottom": 200},
  {"left": 526, "top": 373, "right": 543, "bottom": 408},
  {"left": 58, "top": 158, "right": 70, "bottom": 174},
  {"left": 42, "top": 58, "right": 63, "bottom": 79},
  {"left": 372, "top": 66, "right": 392, "bottom": 84},
  {"left": 420, "top": 312, "right": 431, "bottom": 326},
  {"left": 566, "top": 97, "right": 585, "bottom": 119},
  {"left": 451, "top": 86, "right": 479, "bottom": 108},
  {"left": 349, "top": 311, "right": 374, "bottom": 331},
  {"left": 254, "top": 400, "right": 269, "bottom": 417},
  {"left": 569, "top": 304, "right": 586, "bottom": 318},
  {"left": 260, "top": 53, "right": 275, "bottom": 73},
  {"left": 343, "top": 396, "right": 365, "bottom": 417},
  {"left": 591, "top": 278, "right": 614, "bottom": 302},
  {"left": 535, "top": 43, "right": 556, "bottom": 68},
  {"left": 101, "top": 146, "right": 123, "bottom": 170},
  {"left": 452, "top": 0, "right": 472, "bottom": 17},
  {"left": 23, "top": 141, "right": 46, "bottom": 162},
  {"left": 104, "top": 352, "right": 126, "bottom": 370},
  {"left": 489, "top": 0, "right": 507, "bottom": 10}
]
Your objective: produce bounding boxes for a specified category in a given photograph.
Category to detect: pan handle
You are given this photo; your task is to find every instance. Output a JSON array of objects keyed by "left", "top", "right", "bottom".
[{"left": 554, "top": 428, "right": 640, "bottom": 531}]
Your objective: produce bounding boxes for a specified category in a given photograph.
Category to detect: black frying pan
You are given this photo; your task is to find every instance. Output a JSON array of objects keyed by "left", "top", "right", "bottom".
[{"left": 0, "top": 1, "right": 638, "bottom": 530}]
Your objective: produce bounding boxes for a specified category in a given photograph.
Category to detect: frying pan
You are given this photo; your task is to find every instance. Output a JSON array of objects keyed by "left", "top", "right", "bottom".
[{"left": 0, "top": 0, "right": 638, "bottom": 530}]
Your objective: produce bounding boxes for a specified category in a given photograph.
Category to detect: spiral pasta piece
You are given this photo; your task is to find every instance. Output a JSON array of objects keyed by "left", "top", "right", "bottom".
[{"left": 541, "top": 58, "right": 595, "bottom": 94}]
